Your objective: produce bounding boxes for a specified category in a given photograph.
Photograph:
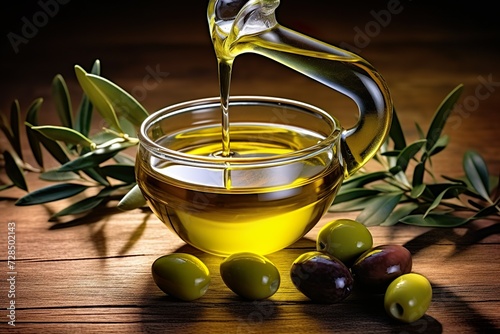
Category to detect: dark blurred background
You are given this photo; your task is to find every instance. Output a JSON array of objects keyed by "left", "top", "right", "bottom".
[{"left": 1, "top": 0, "right": 499, "bottom": 116}]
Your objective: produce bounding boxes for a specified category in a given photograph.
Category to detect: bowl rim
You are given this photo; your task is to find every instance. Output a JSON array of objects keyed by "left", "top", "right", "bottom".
[{"left": 138, "top": 95, "right": 341, "bottom": 168}]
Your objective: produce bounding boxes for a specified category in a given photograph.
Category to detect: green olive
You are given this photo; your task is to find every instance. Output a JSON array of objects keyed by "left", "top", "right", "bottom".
[
  {"left": 151, "top": 253, "right": 211, "bottom": 301},
  {"left": 220, "top": 252, "right": 280, "bottom": 300},
  {"left": 316, "top": 219, "right": 373, "bottom": 266},
  {"left": 384, "top": 273, "right": 432, "bottom": 323}
]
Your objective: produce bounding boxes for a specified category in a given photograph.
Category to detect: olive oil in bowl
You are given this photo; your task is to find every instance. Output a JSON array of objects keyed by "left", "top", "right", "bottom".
[{"left": 136, "top": 97, "right": 343, "bottom": 256}]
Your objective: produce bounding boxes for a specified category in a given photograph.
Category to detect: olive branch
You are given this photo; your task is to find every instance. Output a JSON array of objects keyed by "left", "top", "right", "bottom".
[
  {"left": 330, "top": 85, "right": 500, "bottom": 227},
  {"left": 0, "top": 60, "right": 147, "bottom": 219},
  {"left": 1, "top": 60, "right": 499, "bottom": 226}
]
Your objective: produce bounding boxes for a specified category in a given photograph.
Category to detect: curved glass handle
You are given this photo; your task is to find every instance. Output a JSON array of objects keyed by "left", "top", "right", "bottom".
[
  {"left": 209, "top": 0, "right": 393, "bottom": 178},
  {"left": 256, "top": 36, "right": 393, "bottom": 178},
  {"left": 339, "top": 65, "right": 392, "bottom": 178}
]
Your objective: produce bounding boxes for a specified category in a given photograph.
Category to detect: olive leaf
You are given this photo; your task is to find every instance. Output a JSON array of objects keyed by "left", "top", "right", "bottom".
[
  {"left": 380, "top": 202, "right": 419, "bottom": 226},
  {"left": 40, "top": 169, "right": 81, "bottom": 182},
  {"left": 25, "top": 98, "right": 45, "bottom": 167},
  {"left": 118, "top": 116, "right": 138, "bottom": 139},
  {"left": 57, "top": 140, "right": 136, "bottom": 172},
  {"left": 388, "top": 106, "right": 406, "bottom": 150},
  {"left": 75, "top": 60, "right": 100, "bottom": 137},
  {"left": 399, "top": 213, "right": 468, "bottom": 227},
  {"left": 81, "top": 166, "right": 110, "bottom": 187},
  {"left": 415, "top": 122, "right": 425, "bottom": 139},
  {"left": 410, "top": 184, "right": 426, "bottom": 199},
  {"left": 0, "top": 107, "right": 20, "bottom": 160},
  {"left": 10, "top": 100, "right": 23, "bottom": 160},
  {"left": 26, "top": 121, "right": 71, "bottom": 166},
  {"left": 411, "top": 162, "right": 425, "bottom": 188},
  {"left": 118, "top": 184, "right": 147, "bottom": 210},
  {"left": 3, "top": 151, "right": 28, "bottom": 192},
  {"left": 425, "top": 84, "right": 463, "bottom": 154},
  {"left": 428, "top": 135, "right": 449, "bottom": 157},
  {"left": 463, "top": 150, "right": 491, "bottom": 202},
  {"left": 390, "top": 139, "right": 426, "bottom": 174},
  {"left": 85, "top": 73, "right": 149, "bottom": 127},
  {"left": 36, "top": 132, "right": 71, "bottom": 165},
  {"left": 356, "top": 192, "right": 404, "bottom": 226},
  {"left": 16, "top": 183, "right": 89, "bottom": 206},
  {"left": 75, "top": 65, "right": 123, "bottom": 132},
  {"left": 90, "top": 131, "right": 121, "bottom": 145},
  {"left": 75, "top": 89, "right": 93, "bottom": 137},
  {"left": 52, "top": 74, "right": 73, "bottom": 129},
  {"left": 423, "top": 185, "right": 466, "bottom": 217},
  {"left": 30, "top": 125, "right": 95, "bottom": 148}
]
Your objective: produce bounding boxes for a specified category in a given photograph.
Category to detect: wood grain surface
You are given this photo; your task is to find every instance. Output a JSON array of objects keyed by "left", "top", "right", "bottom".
[{"left": 1, "top": 1, "right": 499, "bottom": 333}]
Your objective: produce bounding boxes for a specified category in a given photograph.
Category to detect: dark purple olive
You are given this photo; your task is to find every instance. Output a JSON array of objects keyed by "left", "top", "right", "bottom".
[
  {"left": 351, "top": 244, "right": 412, "bottom": 293},
  {"left": 290, "top": 251, "right": 353, "bottom": 303}
]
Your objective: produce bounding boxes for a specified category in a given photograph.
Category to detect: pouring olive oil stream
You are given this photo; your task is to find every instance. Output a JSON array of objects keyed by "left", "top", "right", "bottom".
[{"left": 135, "top": 0, "right": 392, "bottom": 256}]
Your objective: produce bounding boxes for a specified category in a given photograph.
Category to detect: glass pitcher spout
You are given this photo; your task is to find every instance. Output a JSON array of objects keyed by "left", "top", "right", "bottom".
[{"left": 208, "top": 0, "right": 393, "bottom": 178}]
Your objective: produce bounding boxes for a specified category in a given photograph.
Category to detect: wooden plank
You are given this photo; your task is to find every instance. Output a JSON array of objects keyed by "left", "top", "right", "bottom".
[{"left": 3, "top": 214, "right": 499, "bottom": 332}]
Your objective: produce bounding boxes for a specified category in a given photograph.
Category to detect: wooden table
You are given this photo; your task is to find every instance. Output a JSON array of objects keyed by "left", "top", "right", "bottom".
[{"left": 1, "top": 1, "right": 499, "bottom": 333}]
